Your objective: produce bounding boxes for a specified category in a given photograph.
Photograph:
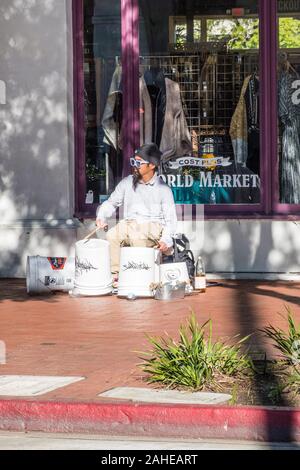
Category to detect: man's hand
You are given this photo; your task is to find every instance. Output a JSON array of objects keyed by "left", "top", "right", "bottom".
[
  {"left": 96, "top": 219, "right": 108, "bottom": 231},
  {"left": 157, "top": 241, "right": 170, "bottom": 254}
]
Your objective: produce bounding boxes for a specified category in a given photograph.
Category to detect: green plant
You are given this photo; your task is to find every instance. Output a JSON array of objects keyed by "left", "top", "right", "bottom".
[
  {"left": 86, "top": 161, "right": 106, "bottom": 181},
  {"left": 260, "top": 306, "right": 300, "bottom": 368},
  {"left": 267, "top": 383, "right": 285, "bottom": 405},
  {"left": 260, "top": 307, "right": 300, "bottom": 398},
  {"left": 138, "top": 313, "right": 253, "bottom": 391}
]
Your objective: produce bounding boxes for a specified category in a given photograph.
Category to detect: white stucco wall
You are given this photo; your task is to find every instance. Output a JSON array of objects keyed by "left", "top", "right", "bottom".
[
  {"left": 0, "top": 0, "right": 78, "bottom": 277},
  {"left": 80, "top": 218, "right": 300, "bottom": 281},
  {"left": 0, "top": 0, "right": 299, "bottom": 279},
  {"left": 193, "top": 220, "right": 300, "bottom": 280}
]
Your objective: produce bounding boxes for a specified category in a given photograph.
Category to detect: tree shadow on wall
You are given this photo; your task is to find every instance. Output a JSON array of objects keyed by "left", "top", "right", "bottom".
[{"left": 0, "top": 1, "right": 79, "bottom": 294}]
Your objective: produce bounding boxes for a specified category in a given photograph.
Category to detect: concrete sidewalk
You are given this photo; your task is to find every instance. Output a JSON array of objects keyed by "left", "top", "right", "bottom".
[
  {"left": 0, "top": 279, "right": 300, "bottom": 442},
  {"left": 0, "top": 432, "right": 299, "bottom": 450}
]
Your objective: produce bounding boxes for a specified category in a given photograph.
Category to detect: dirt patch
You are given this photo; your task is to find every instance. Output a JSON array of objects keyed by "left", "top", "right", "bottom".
[
  {"left": 230, "top": 362, "right": 300, "bottom": 407},
  {"left": 200, "top": 362, "right": 300, "bottom": 407}
]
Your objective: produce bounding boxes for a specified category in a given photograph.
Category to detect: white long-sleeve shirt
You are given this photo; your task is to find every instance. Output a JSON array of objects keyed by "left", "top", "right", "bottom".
[{"left": 96, "top": 174, "right": 177, "bottom": 247}]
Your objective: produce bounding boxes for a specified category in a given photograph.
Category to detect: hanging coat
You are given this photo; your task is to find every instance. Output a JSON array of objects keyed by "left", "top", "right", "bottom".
[
  {"left": 230, "top": 75, "right": 251, "bottom": 167},
  {"left": 102, "top": 65, "right": 123, "bottom": 150},
  {"left": 102, "top": 66, "right": 192, "bottom": 160}
]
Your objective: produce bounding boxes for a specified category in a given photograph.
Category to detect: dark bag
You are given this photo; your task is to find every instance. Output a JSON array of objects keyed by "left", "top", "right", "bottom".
[{"left": 162, "top": 234, "right": 195, "bottom": 280}]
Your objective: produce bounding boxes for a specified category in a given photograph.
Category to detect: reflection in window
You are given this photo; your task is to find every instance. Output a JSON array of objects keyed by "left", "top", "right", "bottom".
[
  {"left": 172, "top": 18, "right": 259, "bottom": 50},
  {"left": 139, "top": 0, "right": 260, "bottom": 205},
  {"left": 83, "top": 0, "right": 122, "bottom": 206},
  {"left": 207, "top": 19, "right": 259, "bottom": 49},
  {"left": 279, "top": 18, "right": 300, "bottom": 48},
  {"left": 174, "top": 19, "right": 188, "bottom": 46}
]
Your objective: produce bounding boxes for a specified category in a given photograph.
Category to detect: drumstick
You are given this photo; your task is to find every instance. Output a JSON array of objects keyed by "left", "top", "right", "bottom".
[
  {"left": 84, "top": 227, "right": 100, "bottom": 241},
  {"left": 83, "top": 226, "right": 108, "bottom": 243}
]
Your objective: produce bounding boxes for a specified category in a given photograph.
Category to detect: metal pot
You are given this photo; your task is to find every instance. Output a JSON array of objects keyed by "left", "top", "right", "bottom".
[{"left": 154, "top": 282, "right": 186, "bottom": 301}]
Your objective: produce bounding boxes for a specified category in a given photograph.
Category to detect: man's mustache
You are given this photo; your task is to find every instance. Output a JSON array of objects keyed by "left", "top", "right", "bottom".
[{"left": 133, "top": 168, "right": 142, "bottom": 178}]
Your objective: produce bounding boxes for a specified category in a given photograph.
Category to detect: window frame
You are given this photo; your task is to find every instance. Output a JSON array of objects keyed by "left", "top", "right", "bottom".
[
  {"left": 272, "top": 2, "right": 300, "bottom": 215},
  {"left": 73, "top": 0, "right": 300, "bottom": 220},
  {"left": 73, "top": 0, "right": 138, "bottom": 218}
]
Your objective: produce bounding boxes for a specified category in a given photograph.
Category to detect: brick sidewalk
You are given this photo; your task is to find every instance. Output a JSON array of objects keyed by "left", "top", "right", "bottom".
[{"left": 0, "top": 279, "right": 300, "bottom": 402}]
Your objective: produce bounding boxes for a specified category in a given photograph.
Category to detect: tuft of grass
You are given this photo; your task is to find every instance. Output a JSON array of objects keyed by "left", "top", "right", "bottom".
[
  {"left": 138, "top": 313, "right": 253, "bottom": 391},
  {"left": 286, "top": 370, "right": 300, "bottom": 391},
  {"left": 260, "top": 306, "right": 300, "bottom": 368},
  {"left": 261, "top": 306, "right": 300, "bottom": 395}
]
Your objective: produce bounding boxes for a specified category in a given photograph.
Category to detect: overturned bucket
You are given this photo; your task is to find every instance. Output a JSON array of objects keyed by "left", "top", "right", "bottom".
[
  {"left": 26, "top": 256, "right": 75, "bottom": 295},
  {"left": 159, "top": 262, "right": 190, "bottom": 285},
  {"left": 72, "top": 239, "right": 112, "bottom": 296}
]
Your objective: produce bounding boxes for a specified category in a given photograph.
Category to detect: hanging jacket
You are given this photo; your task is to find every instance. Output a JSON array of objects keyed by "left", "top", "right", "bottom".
[
  {"left": 140, "top": 75, "right": 191, "bottom": 161},
  {"left": 160, "top": 78, "right": 192, "bottom": 161},
  {"left": 102, "top": 65, "right": 122, "bottom": 150},
  {"left": 102, "top": 65, "right": 192, "bottom": 160},
  {"left": 229, "top": 75, "right": 251, "bottom": 166},
  {"left": 143, "top": 68, "right": 166, "bottom": 148}
]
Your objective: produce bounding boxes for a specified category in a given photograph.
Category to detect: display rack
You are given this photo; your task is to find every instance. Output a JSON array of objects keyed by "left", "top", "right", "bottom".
[
  {"left": 136, "top": 51, "right": 259, "bottom": 164},
  {"left": 138, "top": 51, "right": 259, "bottom": 146}
]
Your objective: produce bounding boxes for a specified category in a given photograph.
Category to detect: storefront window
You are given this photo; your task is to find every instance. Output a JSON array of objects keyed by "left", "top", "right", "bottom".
[
  {"left": 139, "top": 0, "right": 260, "bottom": 205},
  {"left": 277, "top": 1, "right": 300, "bottom": 204},
  {"left": 83, "top": 0, "right": 122, "bottom": 206}
]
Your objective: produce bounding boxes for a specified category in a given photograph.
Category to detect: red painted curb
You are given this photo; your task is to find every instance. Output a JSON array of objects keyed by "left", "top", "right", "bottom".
[{"left": 0, "top": 400, "right": 300, "bottom": 442}]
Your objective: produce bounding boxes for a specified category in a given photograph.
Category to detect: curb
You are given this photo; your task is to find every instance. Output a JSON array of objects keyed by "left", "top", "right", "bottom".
[{"left": 0, "top": 400, "right": 300, "bottom": 442}]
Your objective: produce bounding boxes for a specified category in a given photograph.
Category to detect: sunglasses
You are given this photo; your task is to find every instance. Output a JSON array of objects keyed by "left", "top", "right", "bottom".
[{"left": 130, "top": 157, "right": 149, "bottom": 169}]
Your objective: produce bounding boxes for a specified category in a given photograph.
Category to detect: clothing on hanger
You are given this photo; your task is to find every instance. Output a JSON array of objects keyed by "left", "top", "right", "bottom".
[
  {"left": 279, "top": 69, "right": 300, "bottom": 204},
  {"left": 230, "top": 73, "right": 260, "bottom": 175},
  {"left": 102, "top": 65, "right": 123, "bottom": 150},
  {"left": 230, "top": 75, "right": 251, "bottom": 167},
  {"left": 143, "top": 67, "right": 166, "bottom": 147},
  {"left": 103, "top": 63, "right": 192, "bottom": 161},
  {"left": 140, "top": 72, "right": 192, "bottom": 162},
  {"left": 244, "top": 74, "right": 260, "bottom": 175},
  {"left": 282, "top": 58, "right": 299, "bottom": 78}
]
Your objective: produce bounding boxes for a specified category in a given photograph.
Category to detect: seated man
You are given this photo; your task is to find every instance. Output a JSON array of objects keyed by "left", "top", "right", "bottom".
[{"left": 96, "top": 143, "right": 177, "bottom": 274}]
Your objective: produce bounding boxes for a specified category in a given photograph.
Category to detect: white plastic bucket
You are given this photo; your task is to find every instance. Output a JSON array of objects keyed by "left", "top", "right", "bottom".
[
  {"left": 159, "top": 262, "right": 190, "bottom": 285},
  {"left": 26, "top": 256, "right": 75, "bottom": 295},
  {"left": 118, "top": 247, "right": 159, "bottom": 298},
  {"left": 73, "top": 239, "right": 112, "bottom": 296}
]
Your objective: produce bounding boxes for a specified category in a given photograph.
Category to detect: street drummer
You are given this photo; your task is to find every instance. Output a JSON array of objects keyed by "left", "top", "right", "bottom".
[{"left": 96, "top": 143, "right": 177, "bottom": 274}]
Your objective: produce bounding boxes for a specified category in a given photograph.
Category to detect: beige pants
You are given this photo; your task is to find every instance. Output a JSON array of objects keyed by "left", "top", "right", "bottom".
[{"left": 106, "top": 220, "right": 163, "bottom": 274}]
